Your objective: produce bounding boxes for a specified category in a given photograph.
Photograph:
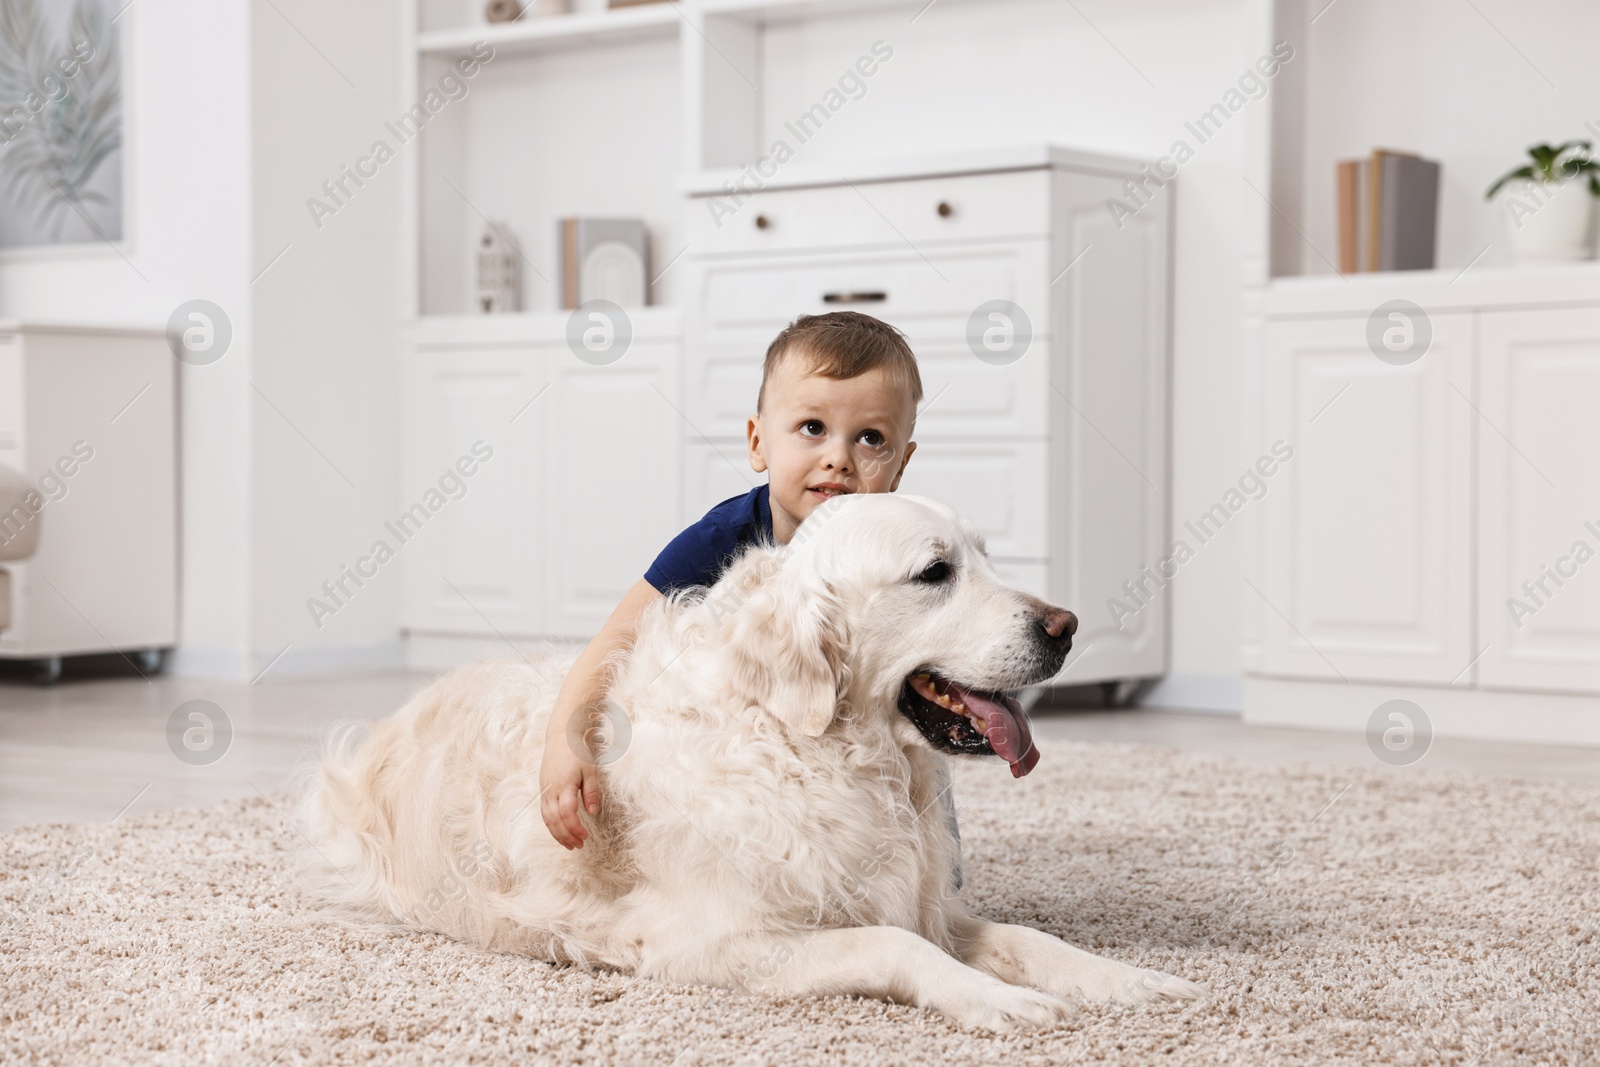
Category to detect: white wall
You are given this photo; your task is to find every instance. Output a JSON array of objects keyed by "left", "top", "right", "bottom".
[
  {"left": 1297, "top": 0, "right": 1600, "bottom": 273},
  {"left": 757, "top": 0, "right": 1260, "bottom": 708},
  {"left": 0, "top": 0, "right": 403, "bottom": 679},
  {"left": 0, "top": 1, "right": 255, "bottom": 673},
  {"left": 249, "top": 0, "right": 403, "bottom": 674}
]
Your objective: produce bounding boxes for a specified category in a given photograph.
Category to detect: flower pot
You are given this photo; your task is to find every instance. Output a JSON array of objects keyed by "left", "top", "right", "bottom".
[{"left": 1502, "top": 177, "right": 1596, "bottom": 262}]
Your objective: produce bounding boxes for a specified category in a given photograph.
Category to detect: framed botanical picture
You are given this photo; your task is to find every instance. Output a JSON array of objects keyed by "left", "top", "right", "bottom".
[{"left": 0, "top": 0, "right": 123, "bottom": 249}]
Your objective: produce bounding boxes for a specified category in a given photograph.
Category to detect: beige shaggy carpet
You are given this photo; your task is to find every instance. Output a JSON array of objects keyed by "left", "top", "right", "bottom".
[{"left": 2, "top": 739, "right": 1596, "bottom": 1066}]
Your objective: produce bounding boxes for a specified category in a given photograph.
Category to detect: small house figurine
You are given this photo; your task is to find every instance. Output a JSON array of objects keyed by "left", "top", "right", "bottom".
[
  {"left": 484, "top": 0, "right": 523, "bottom": 23},
  {"left": 477, "top": 223, "right": 522, "bottom": 313}
]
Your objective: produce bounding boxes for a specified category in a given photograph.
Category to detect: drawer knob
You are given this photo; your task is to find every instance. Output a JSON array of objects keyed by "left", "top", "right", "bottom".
[
  {"left": 937, "top": 201, "right": 953, "bottom": 218},
  {"left": 755, "top": 214, "right": 770, "bottom": 229},
  {"left": 822, "top": 291, "right": 887, "bottom": 304}
]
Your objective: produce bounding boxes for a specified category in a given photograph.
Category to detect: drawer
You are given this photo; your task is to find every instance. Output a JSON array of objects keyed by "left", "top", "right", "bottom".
[
  {"left": 693, "top": 242, "right": 1048, "bottom": 347},
  {"left": 684, "top": 439, "right": 1048, "bottom": 560},
  {"left": 686, "top": 340, "right": 1050, "bottom": 440},
  {"left": 687, "top": 169, "right": 1051, "bottom": 255},
  {"left": 888, "top": 439, "right": 1049, "bottom": 558},
  {"left": 988, "top": 559, "right": 1049, "bottom": 601}
]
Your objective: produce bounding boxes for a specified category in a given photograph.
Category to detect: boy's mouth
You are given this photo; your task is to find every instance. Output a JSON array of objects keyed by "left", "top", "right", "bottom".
[{"left": 808, "top": 483, "right": 851, "bottom": 499}]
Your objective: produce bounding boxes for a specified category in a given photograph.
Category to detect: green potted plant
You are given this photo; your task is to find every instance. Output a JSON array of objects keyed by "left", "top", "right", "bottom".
[{"left": 1485, "top": 141, "right": 1599, "bottom": 262}]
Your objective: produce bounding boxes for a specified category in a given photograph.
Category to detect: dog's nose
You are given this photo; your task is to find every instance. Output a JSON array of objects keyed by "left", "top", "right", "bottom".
[{"left": 1040, "top": 607, "right": 1077, "bottom": 641}]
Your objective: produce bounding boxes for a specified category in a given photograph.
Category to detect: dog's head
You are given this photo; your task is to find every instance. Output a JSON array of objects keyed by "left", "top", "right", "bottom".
[{"left": 705, "top": 493, "right": 1076, "bottom": 777}]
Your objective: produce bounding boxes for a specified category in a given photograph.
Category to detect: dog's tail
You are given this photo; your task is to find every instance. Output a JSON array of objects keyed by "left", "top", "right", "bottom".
[{"left": 295, "top": 716, "right": 407, "bottom": 927}]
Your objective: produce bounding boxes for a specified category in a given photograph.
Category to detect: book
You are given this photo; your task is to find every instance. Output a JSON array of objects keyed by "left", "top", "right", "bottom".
[
  {"left": 1379, "top": 154, "right": 1441, "bottom": 271},
  {"left": 1337, "top": 160, "right": 1360, "bottom": 274},
  {"left": 1335, "top": 149, "right": 1439, "bottom": 273}
]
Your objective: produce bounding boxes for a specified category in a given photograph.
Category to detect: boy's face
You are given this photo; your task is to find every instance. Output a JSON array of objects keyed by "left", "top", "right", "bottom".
[{"left": 747, "top": 353, "right": 918, "bottom": 545}]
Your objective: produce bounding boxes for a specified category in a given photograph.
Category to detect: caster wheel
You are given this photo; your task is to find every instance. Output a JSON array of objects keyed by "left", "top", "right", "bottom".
[
  {"left": 1100, "top": 679, "right": 1143, "bottom": 708},
  {"left": 34, "top": 656, "right": 63, "bottom": 686},
  {"left": 134, "top": 648, "right": 165, "bottom": 674}
]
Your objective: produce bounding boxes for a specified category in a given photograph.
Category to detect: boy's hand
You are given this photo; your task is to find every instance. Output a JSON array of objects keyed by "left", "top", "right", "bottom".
[{"left": 540, "top": 735, "right": 601, "bottom": 850}]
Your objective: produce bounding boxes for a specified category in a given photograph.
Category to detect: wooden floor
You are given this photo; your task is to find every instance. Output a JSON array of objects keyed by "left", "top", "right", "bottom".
[{"left": 2, "top": 664, "right": 1596, "bottom": 833}]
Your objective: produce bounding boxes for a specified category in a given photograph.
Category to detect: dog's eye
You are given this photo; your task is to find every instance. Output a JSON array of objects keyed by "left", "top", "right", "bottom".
[{"left": 915, "top": 560, "right": 952, "bottom": 584}]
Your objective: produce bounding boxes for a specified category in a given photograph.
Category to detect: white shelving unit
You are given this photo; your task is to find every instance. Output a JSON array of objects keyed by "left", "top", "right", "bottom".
[
  {"left": 415, "top": 5, "right": 680, "bottom": 57},
  {"left": 396, "top": 0, "right": 1173, "bottom": 693},
  {"left": 1237, "top": 0, "right": 1600, "bottom": 745}
]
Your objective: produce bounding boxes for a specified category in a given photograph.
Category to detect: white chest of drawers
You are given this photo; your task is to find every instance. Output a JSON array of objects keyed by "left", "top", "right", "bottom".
[
  {"left": 0, "top": 322, "right": 177, "bottom": 680},
  {"left": 681, "top": 146, "right": 1174, "bottom": 691}
]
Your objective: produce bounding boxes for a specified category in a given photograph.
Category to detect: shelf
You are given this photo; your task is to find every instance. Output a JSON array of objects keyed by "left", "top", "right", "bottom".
[
  {"left": 1259, "top": 261, "right": 1600, "bottom": 318},
  {"left": 699, "top": 0, "right": 938, "bottom": 21},
  {"left": 412, "top": 308, "right": 683, "bottom": 346},
  {"left": 416, "top": 5, "right": 681, "bottom": 58},
  {"left": 679, "top": 143, "right": 1146, "bottom": 196}
]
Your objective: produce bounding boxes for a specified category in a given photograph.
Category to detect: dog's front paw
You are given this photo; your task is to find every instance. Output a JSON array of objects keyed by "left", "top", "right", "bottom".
[
  {"left": 943, "top": 977, "right": 1077, "bottom": 1032},
  {"left": 1110, "top": 967, "right": 1206, "bottom": 1005}
]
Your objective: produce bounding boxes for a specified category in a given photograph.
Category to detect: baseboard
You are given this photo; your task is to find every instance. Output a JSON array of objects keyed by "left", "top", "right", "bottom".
[
  {"left": 165, "top": 645, "right": 252, "bottom": 679},
  {"left": 1244, "top": 674, "right": 1600, "bottom": 747},
  {"left": 1140, "top": 672, "right": 1243, "bottom": 714},
  {"left": 405, "top": 632, "right": 585, "bottom": 673},
  {"left": 168, "top": 640, "right": 407, "bottom": 681}
]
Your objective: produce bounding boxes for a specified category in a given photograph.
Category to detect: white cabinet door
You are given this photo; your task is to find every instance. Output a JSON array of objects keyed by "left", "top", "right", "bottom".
[
  {"left": 1478, "top": 307, "right": 1600, "bottom": 693},
  {"left": 400, "top": 347, "right": 545, "bottom": 636},
  {"left": 542, "top": 344, "right": 683, "bottom": 637},
  {"left": 1258, "top": 311, "right": 1474, "bottom": 684}
]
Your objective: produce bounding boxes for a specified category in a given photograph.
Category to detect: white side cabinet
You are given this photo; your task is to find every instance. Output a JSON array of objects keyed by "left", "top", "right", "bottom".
[
  {"left": 0, "top": 323, "right": 177, "bottom": 676},
  {"left": 682, "top": 146, "right": 1173, "bottom": 690},
  {"left": 1256, "top": 312, "right": 1475, "bottom": 684},
  {"left": 400, "top": 313, "right": 682, "bottom": 644},
  {"left": 1246, "top": 269, "right": 1600, "bottom": 744}
]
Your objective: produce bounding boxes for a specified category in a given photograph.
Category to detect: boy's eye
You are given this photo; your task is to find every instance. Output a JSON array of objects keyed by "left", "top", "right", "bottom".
[
  {"left": 800, "top": 420, "right": 824, "bottom": 436},
  {"left": 860, "top": 430, "right": 886, "bottom": 448}
]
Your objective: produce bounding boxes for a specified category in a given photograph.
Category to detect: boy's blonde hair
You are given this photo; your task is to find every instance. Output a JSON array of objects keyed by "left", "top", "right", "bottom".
[{"left": 757, "top": 311, "right": 924, "bottom": 416}]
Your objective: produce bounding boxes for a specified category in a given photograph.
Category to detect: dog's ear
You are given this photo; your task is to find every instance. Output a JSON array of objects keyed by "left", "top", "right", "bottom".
[{"left": 713, "top": 546, "right": 850, "bottom": 738}]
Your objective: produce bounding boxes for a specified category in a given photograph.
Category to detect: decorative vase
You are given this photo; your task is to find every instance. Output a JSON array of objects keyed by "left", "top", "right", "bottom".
[{"left": 1502, "top": 177, "right": 1596, "bottom": 262}]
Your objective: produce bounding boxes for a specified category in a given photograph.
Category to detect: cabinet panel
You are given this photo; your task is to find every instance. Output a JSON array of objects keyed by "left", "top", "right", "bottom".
[
  {"left": 401, "top": 348, "right": 544, "bottom": 635},
  {"left": 684, "top": 441, "right": 1047, "bottom": 562},
  {"left": 1258, "top": 312, "right": 1474, "bottom": 684},
  {"left": 894, "top": 440, "right": 1048, "bottom": 559},
  {"left": 988, "top": 559, "right": 1049, "bottom": 602},
  {"left": 685, "top": 339, "right": 1050, "bottom": 441},
  {"left": 543, "top": 345, "right": 683, "bottom": 637},
  {"left": 1478, "top": 307, "right": 1600, "bottom": 693},
  {"left": 1050, "top": 169, "right": 1170, "bottom": 682},
  {"left": 683, "top": 440, "right": 762, "bottom": 528}
]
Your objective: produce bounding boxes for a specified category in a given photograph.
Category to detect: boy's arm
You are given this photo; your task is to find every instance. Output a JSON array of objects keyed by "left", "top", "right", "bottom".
[{"left": 540, "top": 577, "right": 664, "bottom": 849}]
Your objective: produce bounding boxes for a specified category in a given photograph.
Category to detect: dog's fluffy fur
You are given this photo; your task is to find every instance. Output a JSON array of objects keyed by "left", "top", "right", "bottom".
[{"left": 303, "top": 493, "right": 1200, "bottom": 1030}]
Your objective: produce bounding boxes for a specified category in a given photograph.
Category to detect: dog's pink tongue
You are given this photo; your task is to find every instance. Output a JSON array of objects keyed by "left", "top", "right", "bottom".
[{"left": 952, "top": 686, "right": 1039, "bottom": 778}]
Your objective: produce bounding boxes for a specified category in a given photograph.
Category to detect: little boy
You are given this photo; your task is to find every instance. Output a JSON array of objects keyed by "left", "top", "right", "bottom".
[{"left": 538, "top": 311, "right": 965, "bottom": 889}]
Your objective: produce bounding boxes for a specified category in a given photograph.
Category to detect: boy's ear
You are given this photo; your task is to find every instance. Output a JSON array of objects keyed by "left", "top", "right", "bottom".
[
  {"left": 712, "top": 547, "right": 850, "bottom": 738},
  {"left": 746, "top": 415, "right": 768, "bottom": 474},
  {"left": 888, "top": 438, "right": 917, "bottom": 491}
]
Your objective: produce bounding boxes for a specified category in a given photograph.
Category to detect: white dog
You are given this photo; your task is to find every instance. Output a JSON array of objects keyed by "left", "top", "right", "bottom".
[{"left": 303, "top": 493, "right": 1201, "bottom": 1030}]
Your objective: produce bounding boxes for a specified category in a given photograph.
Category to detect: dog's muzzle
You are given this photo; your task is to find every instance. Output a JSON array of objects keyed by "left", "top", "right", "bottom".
[{"left": 897, "top": 672, "right": 1040, "bottom": 777}]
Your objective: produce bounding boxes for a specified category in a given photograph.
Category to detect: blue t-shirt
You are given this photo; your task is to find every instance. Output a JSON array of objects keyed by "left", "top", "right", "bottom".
[{"left": 644, "top": 482, "right": 775, "bottom": 596}]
